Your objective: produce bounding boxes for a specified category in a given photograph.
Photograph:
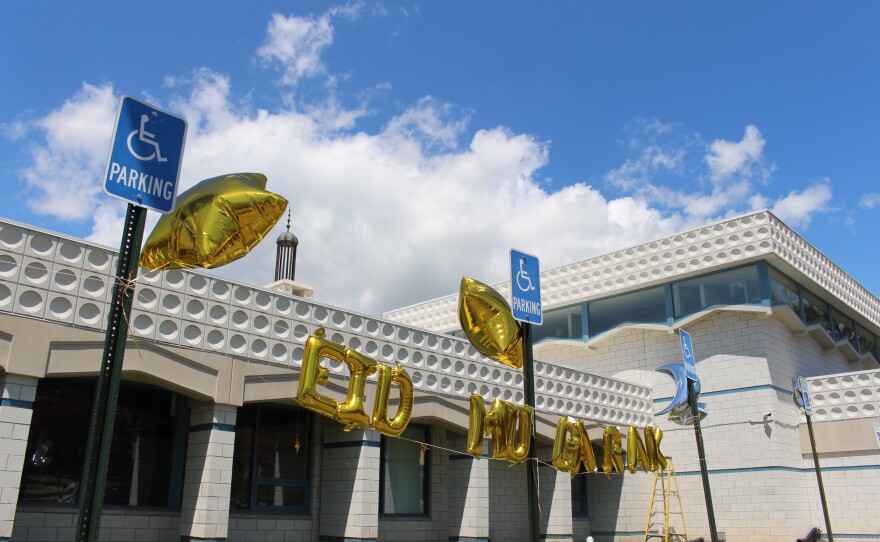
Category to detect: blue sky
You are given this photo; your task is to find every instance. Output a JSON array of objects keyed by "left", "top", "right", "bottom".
[{"left": 2, "top": 2, "right": 879, "bottom": 316}]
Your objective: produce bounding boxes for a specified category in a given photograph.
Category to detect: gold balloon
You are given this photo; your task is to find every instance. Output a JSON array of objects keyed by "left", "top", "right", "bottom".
[
  {"left": 602, "top": 426, "right": 624, "bottom": 476},
  {"left": 372, "top": 363, "right": 414, "bottom": 437},
  {"left": 337, "top": 348, "right": 378, "bottom": 430},
  {"left": 627, "top": 425, "right": 649, "bottom": 474},
  {"left": 296, "top": 328, "right": 340, "bottom": 420},
  {"left": 140, "top": 172, "right": 287, "bottom": 269},
  {"left": 467, "top": 394, "right": 487, "bottom": 458},
  {"left": 505, "top": 402, "right": 532, "bottom": 463},
  {"left": 468, "top": 396, "right": 532, "bottom": 462},
  {"left": 552, "top": 417, "right": 597, "bottom": 474},
  {"left": 552, "top": 417, "right": 580, "bottom": 471},
  {"left": 485, "top": 399, "right": 511, "bottom": 460},
  {"left": 457, "top": 277, "right": 524, "bottom": 369},
  {"left": 647, "top": 426, "right": 667, "bottom": 472},
  {"left": 575, "top": 421, "right": 598, "bottom": 474}
]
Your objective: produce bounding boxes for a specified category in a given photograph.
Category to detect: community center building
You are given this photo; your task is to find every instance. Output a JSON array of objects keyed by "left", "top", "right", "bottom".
[{"left": 0, "top": 209, "right": 878, "bottom": 542}]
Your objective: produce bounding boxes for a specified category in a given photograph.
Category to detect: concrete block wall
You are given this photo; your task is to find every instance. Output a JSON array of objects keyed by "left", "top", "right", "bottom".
[
  {"left": 538, "top": 464, "right": 573, "bottom": 540},
  {"left": 11, "top": 509, "right": 180, "bottom": 542},
  {"left": 180, "top": 403, "right": 237, "bottom": 541},
  {"left": 488, "top": 460, "right": 527, "bottom": 541},
  {"left": 447, "top": 437, "right": 489, "bottom": 541},
  {"left": 813, "top": 450, "right": 880, "bottom": 537},
  {"left": 0, "top": 373, "right": 36, "bottom": 541},
  {"left": 319, "top": 425, "right": 381, "bottom": 541}
]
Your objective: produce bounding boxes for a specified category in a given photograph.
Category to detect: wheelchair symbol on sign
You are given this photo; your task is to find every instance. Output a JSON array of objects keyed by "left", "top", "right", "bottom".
[
  {"left": 681, "top": 338, "right": 692, "bottom": 360},
  {"left": 127, "top": 113, "right": 168, "bottom": 162},
  {"left": 516, "top": 256, "right": 536, "bottom": 292}
]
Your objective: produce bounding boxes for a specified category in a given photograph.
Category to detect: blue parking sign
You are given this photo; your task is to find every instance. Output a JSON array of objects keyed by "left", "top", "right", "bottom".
[
  {"left": 510, "top": 249, "right": 542, "bottom": 325},
  {"left": 680, "top": 329, "right": 699, "bottom": 382},
  {"left": 103, "top": 96, "right": 187, "bottom": 213}
]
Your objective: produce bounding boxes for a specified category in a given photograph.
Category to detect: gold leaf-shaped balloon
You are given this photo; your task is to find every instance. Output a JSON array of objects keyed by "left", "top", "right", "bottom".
[
  {"left": 458, "top": 277, "right": 523, "bottom": 369},
  {"left": 140, "top": 173, "right": 287, "bottom": 270}
]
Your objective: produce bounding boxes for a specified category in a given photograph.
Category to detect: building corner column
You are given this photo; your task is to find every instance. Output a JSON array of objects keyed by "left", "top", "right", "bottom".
[
  {"left": 319, "top": 424, "right": 380, "bottom": 542},
  {"left": 0, "top": 373, "right": 38, "bottom": 542},
  {"left": 179, "top": 403, "right": 237, "bottom": 542},
  {"left": 448, "top": 438, "right": 490, "bottom": 542},
  {"left": 540, "top": 462, "right": 574, "bottom": 541}
]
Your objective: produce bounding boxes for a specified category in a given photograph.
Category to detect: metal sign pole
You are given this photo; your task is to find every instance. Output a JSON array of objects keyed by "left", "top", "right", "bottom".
[
  {"left": 687, "top": 378, "right": 719, "bottom": 542},
  {"left": 75, "top": 203, "right": 146, "bottom": 542},
  {"left": 521, "top": 322, "right": 541, "bottom": 542},
  {"left": 795, "top": 380, "right": 833, "bottom": 542},
  {"left": 805, "top": 411, "right": 833, "bottom": 542}
]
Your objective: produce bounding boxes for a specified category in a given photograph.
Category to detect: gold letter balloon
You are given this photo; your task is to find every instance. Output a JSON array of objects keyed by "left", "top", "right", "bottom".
[
  {"left": 296, "top": 330, "right": 414, "bottom": 438},
  {"left": 140, "top": 172, "right": 288, "bottom": 270},
  {"left": 457, "top": 277, "right": 524, "bottom": 369}
]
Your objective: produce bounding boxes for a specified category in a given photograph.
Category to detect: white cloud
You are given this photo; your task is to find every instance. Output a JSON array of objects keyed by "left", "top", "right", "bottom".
[
  {"left": 706, "top": 125, "right": 765, "bottom": 182},
  {"left": 859, "top": 193, "right": 880, "bottom": 209},
  {"left": 20, "top": 70, "right": 682, "bottom": 314},
  {"left": 258, "top": 5, "right": 361, "bottom": 87},
  {"left": 382, "top": 97, "right": 470, "bottom": 151},
  {"left": 21, "top": 83, "right": 117, "bottom": 220},
  {"left": 770, "top": 182, "right": 832, "bottom": 229}
]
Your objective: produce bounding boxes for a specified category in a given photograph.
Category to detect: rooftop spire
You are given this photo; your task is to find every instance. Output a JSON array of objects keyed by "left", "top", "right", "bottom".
[{"left": 275, "top": 208, "right": 298, "bottom": 281}]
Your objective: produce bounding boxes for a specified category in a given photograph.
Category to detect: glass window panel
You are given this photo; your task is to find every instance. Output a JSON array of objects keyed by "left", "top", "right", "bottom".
[
  {"left": 802, "top": 290, "right": 831, "bottom": 334},
  {"left": 768, "top": 268, "right": 802, "bottom": 318},
  {"left": 257, "top": 484, "right": 305, "bottom": 508},
  {"left": 855, "top": 325, "right": 877, "bottom": 357},
  {"left": 381, "top": 425, "right": 427, "bottom": 515},
  {"left": 104, "top": 385, "right": 179, "bottom": 506},
  {"left": 589, "top": 287, "right": 665, "bottom": 336},
  {"left": 20, "top": 379, "right": 93, "bottom": 504},
  {"left": 255, "top": 407, "right": 307, "bottom": 481},
  {"left": 232, "top": 404, "right": 310, "bottom": 512},
  {"left": 830, "top": 309, "right": 857, "bottom": 348},
  {"left": 230, "top": 406, "right": 256, "bottom": 510},
  {"left": 673, "top": 266, "right": 761, "bottom": 319},
  {"left": 534, "top": 305, "right": 583, "bottom": 342},
  {"left": 20, "top": 379, "right": 184, "bottom": 507}
]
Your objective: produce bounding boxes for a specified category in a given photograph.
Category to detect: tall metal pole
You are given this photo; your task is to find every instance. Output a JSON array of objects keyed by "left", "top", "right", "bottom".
[
  {"left": 76, "top": 203, "right": 147, "bottom": 542},
  {"left": 688, "top": 378, "right": 719, "bottom": 542},
  {"left": 521, "top": 323, "right": 541, "bottom": 542},
  {"left": 805, "top": 410, "right": 833, "bottom": 541}
]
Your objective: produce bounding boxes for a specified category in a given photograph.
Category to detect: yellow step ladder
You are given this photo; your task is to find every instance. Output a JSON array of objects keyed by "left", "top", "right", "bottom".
[{"left": 644, "top": 458, "right": 688, "bottom": 542}]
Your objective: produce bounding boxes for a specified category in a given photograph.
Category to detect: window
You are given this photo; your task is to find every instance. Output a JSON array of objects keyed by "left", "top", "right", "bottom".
[
  {"left": 571, "top": 472, "right": 588, "bottom": 517},
  {"left": 380, "top": 424, "right": 429, "bottom": 515},
  {"left": 672, "top": 266, "right": 761, "bottom": 318},
  {"left": 830, "top": 308, "right": 858, "bottom": 349},
  {"left": 231, "top": 404, "right": 310, "bottom": 512},
  {"left": 534, "top": 305, "right": 583, "bottom": 343},
  {"left": 20, "top": 378, "right": 187, "bottom": 507},
  {"left": 802, "top": 290, "right": 831, "bottom": 334},
  {"left": 855, "top": 325, "right": 877, "bottom": 358},
  {"left": 768, "top": 268, "right": 802, "bottom": 317},
  {"left": 588, "top": 286, "right": 666, "bottom": 336}
]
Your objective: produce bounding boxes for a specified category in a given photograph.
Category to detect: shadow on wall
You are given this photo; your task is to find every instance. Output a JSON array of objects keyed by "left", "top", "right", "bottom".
[{"left": 585, "top": 462, "right": 624, "bottom": 542}]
